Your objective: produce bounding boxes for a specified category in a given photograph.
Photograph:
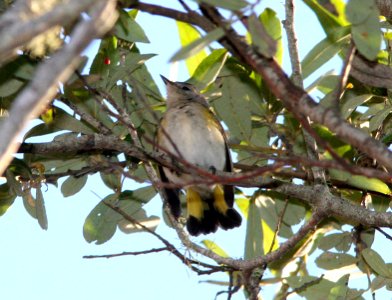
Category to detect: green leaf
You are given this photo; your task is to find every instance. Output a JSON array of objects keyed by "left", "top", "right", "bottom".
[
  {"left": 119, "top": 186, "right": 157, "bottom": 206},
  {"left": 329, "top": 169, "right": 391, "bottom": 195},
  {"left": 61, "top": 175, "right": 88, "bottom": 197},
  {"left": 0, "top": 78, "right": 24, "bottom": 97},
  {"left": 301, "top": 31, "right": 350, "bottom": 79},
  {"left": 170, "top": 27, "right": 224, "bottom": 63},
  {"left": 281, "top": 199, "right": 306, "bottom": 226},
  {"left": 83, "top": 194, "right": 120, "bottom": 244},
  {"left": 0, "top": 183, "right": 16, "bottom": 216},
  {"left": 189, "top": 49, "right": 228, "bottom": 88},
  {"left": 248, "top": 14, "right": 276, "bottom": 58},
  {"left": 371, "top": 276, "right": 392, "bottom": 291},
  {"left": 90, "top": 36, "right": 119, "bottom": 75},
  {"left": 369, "top": 106, "right": 392, "bottom": 131},
  {"left": 346, "top": 0, "right": 381, "bottom": 60},
  {"left": 360, "top": 103, "right": 385, "bottom": 120},
  {"left": 341, "top": 94, "right": 373, "bottom": 119},
  {"left": 319, "top": 232, "right": 352, "bottom": 252},
  {"left": 328, "top": 274, "right": 349, "bottom": 300},
  {"left": 114, "top": 10, "right": 149, "bottom": 43},
  {"left": 0, "top": 55, "right": 37, "bottom": 97},
  {"left": 303, "top": 0, "right": 347, "bottom": 38},
  {"left": 176, "top": 21, "right": 208, "bottom": 76},
  {"left": 259, "top": 8, "right": 283, "bottom": 64},
  {"left": 244, "top": 196, "right": 264, "bottom": 258},
  {"left": 362, "top": 248, "right": 392, "bottom": 278},
  {"left": 315, "top": 252, "right": 358, "bottom": 269},
  {"left": 285, "top": 276, "right": 336, "bottom": 299},
  {"left": 195, "top": 0, "right": 248, "bottom": 11},
  {"left": 116, "top": 187, "right": 158, "bottom": 234},
  {"left": 107, "top": 52, "right": 156, "bottom": 90},
  {"left": 202, "top": 240, "right": 229, "bottom": 257},
  {"left": 36, "top": 187, "right": 48, "bottom": 230},
  {"left": 100, "top": 171, "right": 121, "bottom": 192},
  {"left": 22, "top": 188, "right": 36, "bottom": 218},
  {"left": 213, "top": 75, "right": 253, "bottom": 142},
  {"left": 24, "top": 107, "right": 95, "bottom": 139},
  {"left": 307, "top": 73, "right": 340, "bottom": 94}
]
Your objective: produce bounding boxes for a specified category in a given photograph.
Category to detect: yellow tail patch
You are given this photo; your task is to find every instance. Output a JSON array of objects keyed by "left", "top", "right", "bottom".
[
  {"left": 213, "top": 185, "right": 229, "bottom": 214},
  {"left": 186, "top": 187, "right": 204, "bottom": 219}
]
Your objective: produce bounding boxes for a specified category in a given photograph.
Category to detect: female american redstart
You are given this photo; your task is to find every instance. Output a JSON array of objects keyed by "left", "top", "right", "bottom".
[{"left": 157, "top": 76, "right": 242, "bottom": 236}]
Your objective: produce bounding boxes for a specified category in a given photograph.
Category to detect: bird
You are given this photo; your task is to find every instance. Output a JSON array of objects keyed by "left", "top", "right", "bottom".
[{"left": 156, "top": 75, "right": 242, "bottom": 236}]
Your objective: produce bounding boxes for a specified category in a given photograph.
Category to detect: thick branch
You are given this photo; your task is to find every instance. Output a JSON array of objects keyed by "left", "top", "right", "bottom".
[
  {"left": 276, "top": 184, "right": 392, "bottom": 227},
  {"left": 0, "top": 0, "right": 95, "bottom": 63}
]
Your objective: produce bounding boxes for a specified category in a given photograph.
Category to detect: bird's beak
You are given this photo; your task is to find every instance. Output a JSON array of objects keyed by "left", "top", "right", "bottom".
[{"left": 160, "top": 75, "right": 173, "bottom": 85}]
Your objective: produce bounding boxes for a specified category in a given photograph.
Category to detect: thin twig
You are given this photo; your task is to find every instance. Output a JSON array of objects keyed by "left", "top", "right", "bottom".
[
  {"left": 83, "top": 247, "right": 168, "bottom": 259},
  {"left": 331, "top": 41, "right": 356, "bottom": 110}
]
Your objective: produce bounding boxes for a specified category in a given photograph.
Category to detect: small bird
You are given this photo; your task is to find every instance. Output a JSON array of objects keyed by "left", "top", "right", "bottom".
[{"left": 157, "top": 75, "right": 242, "bottom": 236}]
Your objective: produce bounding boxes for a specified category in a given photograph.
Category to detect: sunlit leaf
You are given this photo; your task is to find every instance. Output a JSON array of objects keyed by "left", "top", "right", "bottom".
[
  {"left": 303, "top": 0, "right": 347, "bottom": 37},
  {"left": 176, "top": 21, "right": 208, "bottom": 76},
  {"left": 328, "top": 274, "right": 349, "bottom": 300},
  {"left": 170, "top": 28, "right": 224, "bottom": 63},
  {"left": 202, "top": 240, "right": 229, "bottom": 257},
  {"left": 260, "top": 8, "right": 283, "bottom": 64},
  {"left": 329, "top": 169, "right": 391, "bottom": 195},
  {"left": 189, "top": 49, "right": 228, "bottom": 88}
]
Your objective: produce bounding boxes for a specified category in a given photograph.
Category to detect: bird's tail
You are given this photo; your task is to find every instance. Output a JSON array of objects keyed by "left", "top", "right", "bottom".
[{"left": 186, "top": 185, "right": 242, "bottom": 236}]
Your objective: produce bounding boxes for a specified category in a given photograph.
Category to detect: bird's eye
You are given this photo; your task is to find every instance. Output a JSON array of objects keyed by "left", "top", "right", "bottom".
[{"left": 181, "top": 85, "right": 191, "bottom": 91}]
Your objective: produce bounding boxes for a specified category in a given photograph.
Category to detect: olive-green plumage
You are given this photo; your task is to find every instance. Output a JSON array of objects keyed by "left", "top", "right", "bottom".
[{"left": 157, "top": 76, "right": 241, "bottom": 236}]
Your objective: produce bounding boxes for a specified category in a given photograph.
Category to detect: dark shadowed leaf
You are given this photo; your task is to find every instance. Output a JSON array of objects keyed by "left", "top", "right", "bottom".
[
  {"left": 36, "top": 187, "right": 48, "bottom": 230},
  {"left": 195, "top": 0, "right": 248, "bottom": 11},
  {"left": 114, "top": 10, "right": 149, "bottom": 43},
  {"left": 202, "top": 240, "right": 229, "bottom": 257},
  {"left": 0, "top": 184, "right": 16, "bottom": 216}
]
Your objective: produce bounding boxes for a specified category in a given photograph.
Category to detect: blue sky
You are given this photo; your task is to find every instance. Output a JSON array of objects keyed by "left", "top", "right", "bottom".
[{"left": 3, "top": 1, "right": 389, "bottom": 300}]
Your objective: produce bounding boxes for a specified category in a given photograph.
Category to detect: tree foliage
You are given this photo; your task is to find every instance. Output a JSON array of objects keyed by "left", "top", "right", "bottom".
[{"left": 2, "top": 0, "right": 392, "bottom": 299}]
